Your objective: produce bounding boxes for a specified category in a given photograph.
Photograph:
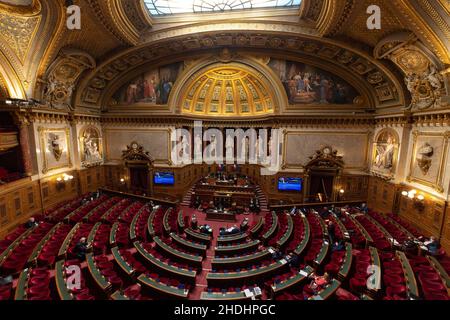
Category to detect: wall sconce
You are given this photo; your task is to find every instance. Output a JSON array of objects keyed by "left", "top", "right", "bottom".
[
  {"left": 401, "top": 189, "right": 425, "bottom": 211},
  {"left": 338, "top": 188, "right": 345, "bottom": 201},
  {"left": 55, "top": 174, "right": 74, "bottom": 190},
  {"left": 119, "top": 178, "right": 125, "bottom": 185}
]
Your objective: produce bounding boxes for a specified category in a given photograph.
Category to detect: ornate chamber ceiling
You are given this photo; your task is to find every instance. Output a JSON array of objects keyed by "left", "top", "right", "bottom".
[
  {"left": 180, "top": 65, "right": 275, "bottom": 117},
  {"left": 0, "top": 0, "right": 448, "bottom": 118}
]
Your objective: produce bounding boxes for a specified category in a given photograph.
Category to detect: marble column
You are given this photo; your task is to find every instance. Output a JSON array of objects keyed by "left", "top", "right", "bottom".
[{"left": 19, "top": 122, "right": 33, "bottom": 176}]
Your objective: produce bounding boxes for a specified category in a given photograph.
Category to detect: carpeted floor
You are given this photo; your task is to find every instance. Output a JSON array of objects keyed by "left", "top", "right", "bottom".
[{"left": 181, "top": 205, "right": 266, "bottom": 299}]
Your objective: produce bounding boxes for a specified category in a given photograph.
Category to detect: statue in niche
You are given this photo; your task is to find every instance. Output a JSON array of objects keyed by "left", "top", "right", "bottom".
[
  {"left": 194, "top": 134, "right": 202, "bottom": 159},
  {"left": 48, "top": 133, "right": 63, "bottom": 161},
  {"left": 178, "top": 135, "right": 190, "bottom": 163},
  {"left": 374, "top": 136, "right": 395, "bottom": 169},
  {"left": 416, "top": 143, "right": 434, "bottom": 175},
  {"left": 81, "top": 128, "right": 102, "bottom": 167}
]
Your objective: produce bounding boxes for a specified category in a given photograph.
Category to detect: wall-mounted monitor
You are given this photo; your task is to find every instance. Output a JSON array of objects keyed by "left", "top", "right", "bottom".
[
  {"left": 154, "top": 172, "right": 174, "bottom": 185},
  {"left": 278, "top": 177, "right": 302, "bottom": 192}
]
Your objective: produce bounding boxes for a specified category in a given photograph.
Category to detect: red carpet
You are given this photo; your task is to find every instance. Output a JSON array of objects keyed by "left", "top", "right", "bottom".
[{"left": 181, "top": 205, "right": 266, "bottom": 299}]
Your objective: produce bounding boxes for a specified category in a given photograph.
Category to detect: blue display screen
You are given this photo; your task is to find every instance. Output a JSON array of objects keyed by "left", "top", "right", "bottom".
[
  {"left": 154, "top": 172, "right": 175, "bottom": 185},
  {"left": 278, "top": 177, "right": 302, "bottom": 192}
]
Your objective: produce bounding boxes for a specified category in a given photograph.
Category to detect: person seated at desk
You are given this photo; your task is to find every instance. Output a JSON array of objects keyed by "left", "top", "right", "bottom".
[
  {"left": 271, "top": 248, "right": 283, "bottom": 260},
  {"left": 287, "top": 254, "right": 300, "bottom": 268},
  {"left": 225, "top": 225, "right": 239, "bottom": 235},
  {"left": 424, "top": 236, "right": 440, "bottom": 255},
  {"left": 190, "top": 214, "right": 198, "bottom": 229},
  {"left": 74, "top": 237, "right": 91, "bottom": 261},
  {"left": 402, "top": 237, "right": 418, "bottom": 255},
  {"left": 199, "top": 224, "right": 212, "bottom": 235},
  {"left": 331, "top": 240, "right": 345, "bottom": 252},
  {"left": 290, "top": 206, "right": 298, "bottom": 216},
  {"left": 240, "top": 218, "right": 249, "bottom": 231},
  {"left": 358, "top": 203, "right": 369, "bottom": 214},
  {"left": 327, "top": 221, "right": 336, "bottom": 243},
  {"left": 308, "top": 273, "right": 331, "bottom": 295},
  {"left": 25, "top": 217, "right": 38, "bottom": 229}
]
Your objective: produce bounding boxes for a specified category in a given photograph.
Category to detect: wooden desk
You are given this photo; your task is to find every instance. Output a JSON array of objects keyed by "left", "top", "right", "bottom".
[
  {"left": 206, "top": 260, "right": 288, "bottom": 286},
  {"left": 134, "top": 241, "right": 196, "bottom": 282},
  {"left": 262, "top": 212, "right": 278, "bottom": 242},
  {"left": 112, "top": 247, "right": 135, "bottom": 277},
  {"left": 14, "top": 268, "right": 29, "bottom": 300},
  {"left": 211, "top": 249, "right": 272, "bottom": 268},
  {"left": 277, "top": 214, "right": 293, "bottom": 248},
  {"left": 338, "top": 243, "right": 353, "bottom": 280},
  {"left": 109, "top": 222, "right": 119, "bottom": 247},
  {"left": 57, "top": 223, "right": 81, "bottom": 259},
  {"left": 154, "top": 236, "right": 203, "bottom": 267},
  {"left": 250, "top": 217, "right": 264, "bottom": 237},
  {"left": 86, "top": 253, "right": 112, "bottom": 292},
  {"left": 270, "top": 265, "right": 314, "bottom": 296},
  {"left": 0, "top": 226, "right": 36, "bottom": 266},
  {"left": 215, "top": 239, "right": 260, "bottom": 254},
  {"left": 217, "top": 232, "right": 248, "bottom": 245},
  {"left": 427, "top": 255, "right": 450, "bottom": 289},
  {"left": 138, "top": 274, "right": 189, "bottom": 299},
  {"left": 294, "top": 215, "right": 310, "bottom": 256},
  {"left": 200, "top": 291, "right": 252, "bottom": 301},
  {"left": 170, "top": 232, "right": 207, "bottom": 255},
  {"left": 397, "top": 251, "right": 420, "bottom": 299},
  {"left": 309, "top": 279, "right": 341, "bottom": 300},
  {"left": 27, "top": 223, "right": 61, "bottom": 266},
  {"left": 55, "top": 260, "right": 74, "bottom": 300},
  {"left": 177, "top": 210, "right": 185, "bottom": 230},
  {"left": 185, "top": 228, "right": 212, "bottom": 244}
]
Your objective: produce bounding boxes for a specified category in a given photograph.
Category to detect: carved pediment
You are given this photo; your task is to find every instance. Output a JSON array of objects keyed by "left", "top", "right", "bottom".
[
  {"left": 122, "top": 141, "right": 154, "bottom": 163},
  {"left": 305, "top": 146, "right": 344, "bottom": 169}
]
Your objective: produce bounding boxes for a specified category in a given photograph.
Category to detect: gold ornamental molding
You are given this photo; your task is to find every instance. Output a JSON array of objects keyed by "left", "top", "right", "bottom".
[
  {"left": 406, "top": 130, "right": 450, "bottom": 193},
  {"left": 74, "top": 30, "right": 406, "bottom": 111}
]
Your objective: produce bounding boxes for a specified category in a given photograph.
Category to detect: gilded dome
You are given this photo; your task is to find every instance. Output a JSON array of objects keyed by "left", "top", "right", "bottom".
[{"left": 180, "top": 66, "right": 275, "bottom": 117}]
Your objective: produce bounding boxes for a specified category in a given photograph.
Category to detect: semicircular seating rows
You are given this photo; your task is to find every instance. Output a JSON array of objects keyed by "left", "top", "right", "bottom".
[{"left": 0, "top": 193, "right": 449, "bottom": 301}]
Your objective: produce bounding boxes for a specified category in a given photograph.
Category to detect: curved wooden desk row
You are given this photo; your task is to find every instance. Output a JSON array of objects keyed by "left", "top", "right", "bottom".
[
  {"left": 313, "top": 240, "right": 330, "bottom": 267},
  {"left": 27, "top": 223, "right": 63, "bottom": 266},
  {"left": 365, "top": 215, "right": 394, "bottom": 247},
  {"left": 58, "top": 222, "right": 82, "bottom": 259},
  {"left": 348, "top": 214, "right": 374, "bottom": 245},
  {"left": 383, "top": 214, "right": 415, "bottom": 239},
  {"left": 133, "top": 241, "right": 197, "bottom": 282},
  {"left": 87, "top": 222, "right": 102, "bottom": 246},
  {"left": 14, "top": 268, "right": 31, "bottom": 300},
  {"left": 368, "top": 246, "right": 381, "bottom": 295},
  {"left": 101, "top": 199, "right": 132, "bottom": 222},
  {"left": 170, "top": 232, "right": 207, "bottom": 254},
  {"left": 138, "top": 274, "right": 189, "bottom": 299},
  {"left": 277, "top": 214, "right": 294, "bottom": 248},
  {"left": 309, "top": 279, "right": 341, "bottom": 300},
  {"left": 211, "top": 248, "right": 272, "bottom": 268},
  {"left": 338, "top": 243, "right": 353, "bottom": 280},
  {"left": 109, "top": 222, "right": 119, "bottom": 247},
  {"left": 130, "top": 205, "right": 152, "bottom": 241},
  {"left": 177, "top": 210, "right": 185, "bottom": 230},
  {"left": 185, "top": 228, "right": 212, "bottom": 244},
  {"left": 331, "top": 214, "right": 350, "bottom": 241},
  {"left": 262, "top": 212, "right": 278, "bottom": 241},
  {"left": 0, "top": 226, "right": 37, "bottom": 266},
  {"left": 200, "top": 290, "right": 252, "bottom": 300},
  {"left": 154, "top": 236, "right": 203, "bottom": 267},
  {"left": 86, "top": 253, "right": 112, "bottom": 292},
  {"left": 111, "top": 246, "right": 135, "bottom": 277},
  {"left": 217, "top": 232, "right": 248, "bottom": 244},
  {"left": 427, "top": 255, "right": 450, "bottom": 289},
  {"left": 396, "top": 251, "right": 420, "bottom": 299},
  {"left": 270, "top": 265, "right": 314, "bottom": 295},
  {"left": 250, "top": 216, "right": 264, "bottom": 237},
  {"left": 215, "top": 239, "right": 260, "bottom": 254},
  {"left": 146, "top": 206, "right": 158, "bottom": 239},
  {"left": 294, "top": 216, "right": 310, "bottom": 256},
  {"left": 55, "top": 260, "right": 75, "bottom": 300},
  {"left": 163, "top": 208, "right": 174, "bottom": 235},
  {"left": 82, "top": 198, "right": 119, "bottom": 222},
  {"left": 206, "top": 259, "right": 289, "bottom": 285}
]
